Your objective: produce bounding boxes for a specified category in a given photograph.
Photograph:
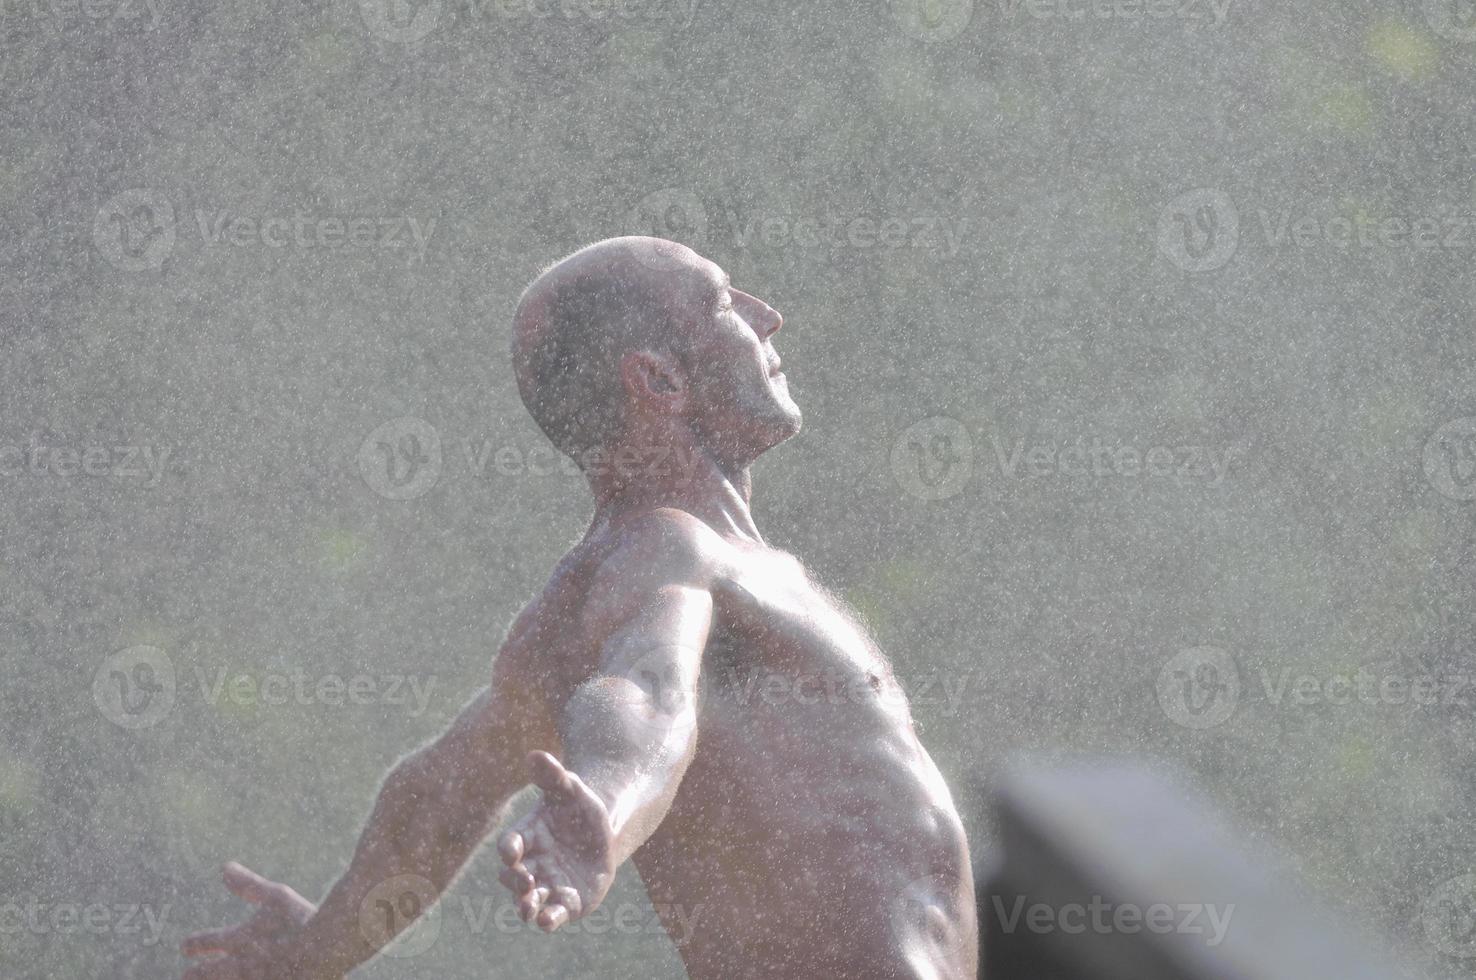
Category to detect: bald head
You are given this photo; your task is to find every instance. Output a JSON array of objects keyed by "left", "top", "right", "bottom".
[{"left": 511, "top": 237, "right": 708, "bottom": 464}]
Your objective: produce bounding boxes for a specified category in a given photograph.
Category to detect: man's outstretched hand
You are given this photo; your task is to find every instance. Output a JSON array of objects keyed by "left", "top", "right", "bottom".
[
  {"left": 498, "top": 750, "right": 617, "bottom": 932},
  {"left": 181, "top": 862, "right": 325, "bottom": 980}
]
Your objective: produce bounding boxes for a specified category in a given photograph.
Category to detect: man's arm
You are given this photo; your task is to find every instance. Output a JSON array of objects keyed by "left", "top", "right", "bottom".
[
  {"left": 498, "top": 516, "right": 715, "bottom": 933},
  {"left": 182, "top": 649, "right": 545, "bottom": 979}
]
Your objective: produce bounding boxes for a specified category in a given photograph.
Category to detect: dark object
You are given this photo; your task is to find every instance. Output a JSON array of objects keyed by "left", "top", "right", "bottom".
[{"left": 979, "top": 761, "right": 1412, "bottom": 980}]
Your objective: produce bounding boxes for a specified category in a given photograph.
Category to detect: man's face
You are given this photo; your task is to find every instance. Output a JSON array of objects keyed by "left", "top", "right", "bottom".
[{"left": 672, "top": 256, "right": 802, "bottom": 462}]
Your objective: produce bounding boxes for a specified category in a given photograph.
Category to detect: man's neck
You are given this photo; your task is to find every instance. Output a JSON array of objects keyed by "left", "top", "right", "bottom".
[{"left": 587, "top": 441, "right": 764, "bottom": 545}]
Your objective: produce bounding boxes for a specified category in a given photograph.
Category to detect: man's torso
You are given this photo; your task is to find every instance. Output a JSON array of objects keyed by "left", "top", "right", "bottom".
[{"left": 500, "top": 512, "right": 977, "bottom": 979}]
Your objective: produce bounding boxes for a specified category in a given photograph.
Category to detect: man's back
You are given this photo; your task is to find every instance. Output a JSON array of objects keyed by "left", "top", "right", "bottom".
[{"left": 506, "top": 507, "right": 978, "bottom": 979}]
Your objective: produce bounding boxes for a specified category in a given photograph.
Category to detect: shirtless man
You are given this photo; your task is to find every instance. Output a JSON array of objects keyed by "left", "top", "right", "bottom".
[{"left": 180, "top": 236, "right": 977, "bottom": 979}]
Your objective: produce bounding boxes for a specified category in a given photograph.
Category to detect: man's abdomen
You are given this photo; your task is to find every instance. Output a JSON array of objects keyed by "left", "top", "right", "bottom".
[{"left": 633, "top": 690, "right": 977, "bottom": 979}]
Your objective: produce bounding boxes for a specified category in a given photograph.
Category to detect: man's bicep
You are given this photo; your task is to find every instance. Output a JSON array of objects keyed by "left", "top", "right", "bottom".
[
  {"left": 557, "top": 583, "right": 714, "bottom": 755},
  {"left": 559, "top": 585, "right": 713, "bottom": 838},
  {"left": 596, "top": 584, "right": 714, "bottom": 683}
]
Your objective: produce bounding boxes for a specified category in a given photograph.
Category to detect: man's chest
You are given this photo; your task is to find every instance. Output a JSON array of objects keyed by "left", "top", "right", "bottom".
[{"left": 705, "top": 548, "right": 900, "bottom": 702}]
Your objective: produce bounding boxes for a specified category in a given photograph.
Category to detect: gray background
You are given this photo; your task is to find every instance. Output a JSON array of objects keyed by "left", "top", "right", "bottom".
[{"left": 4, "top": 0, "right": 1476, "bottom": 975}]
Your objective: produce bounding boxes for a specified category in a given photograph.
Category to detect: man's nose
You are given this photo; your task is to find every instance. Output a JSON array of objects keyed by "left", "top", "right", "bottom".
[{"left": 741, "top": 294, "right": 783, "bottom": 338}]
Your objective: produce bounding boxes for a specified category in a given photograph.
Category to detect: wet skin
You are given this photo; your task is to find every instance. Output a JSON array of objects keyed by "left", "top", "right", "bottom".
[
  {"left": 180, "top": 237, "right": 976, "bottom": 980},
  {"left": 499, "top": 512, "right": 979, "bottom": 979}
]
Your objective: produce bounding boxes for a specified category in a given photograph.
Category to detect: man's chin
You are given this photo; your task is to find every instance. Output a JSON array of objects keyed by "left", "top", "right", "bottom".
[
  {"left": 780, "top": 406, "right": 802, "bottom": 440},
  {"left": 759, "top": 405, "right": 803, "bottom": 451},
  {"left": 727, "top": 388, "right": 802, "bottom": 457}
]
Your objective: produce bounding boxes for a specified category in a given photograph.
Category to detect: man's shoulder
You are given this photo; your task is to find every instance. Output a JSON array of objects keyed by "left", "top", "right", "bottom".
[
  {"left": 612, "top": 505, "right": 721, "bottom": 549},
  {"left": 541, "top": 508, "right": 718, "bottom": 636},
  {"left": 592, "top": 506, "right": 726, "bottom": 589},
  {"left": 498, "top": 510, "right": 727, "bottom": 673},
  {"left": 514, "top": 509, "right": 723, "bottom": 630}
]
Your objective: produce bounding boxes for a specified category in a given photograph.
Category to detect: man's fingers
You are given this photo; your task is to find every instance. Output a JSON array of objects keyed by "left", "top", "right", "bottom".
[
  {"left": 526, "top": 750, "right": 573, "bottom": 797},
  {"left": 536, "top": 902, "right": 570, "bottom": 932},
  {"left": 220, "top": 862, "right": 276, "bottom": 905},
  {"left": 497, "top": 830, "right": 524, "bottom": 867},
  {"left": 518, "top": 886, "right": 550, "bottom": 922},
  {"left": 499, "top": 865, "right": 534, "bottom": 896},
  {"left": 180, "top": 926, "right": 240, "bottom": 958},
  {"left": 552, "top": 885, "right": 583, "bottom": 918}
]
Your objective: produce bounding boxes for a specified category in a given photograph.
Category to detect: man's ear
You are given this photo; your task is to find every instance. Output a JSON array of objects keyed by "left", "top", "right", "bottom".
[{"left": 619, "top": 349, "right": 686, "bottom": 406}]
